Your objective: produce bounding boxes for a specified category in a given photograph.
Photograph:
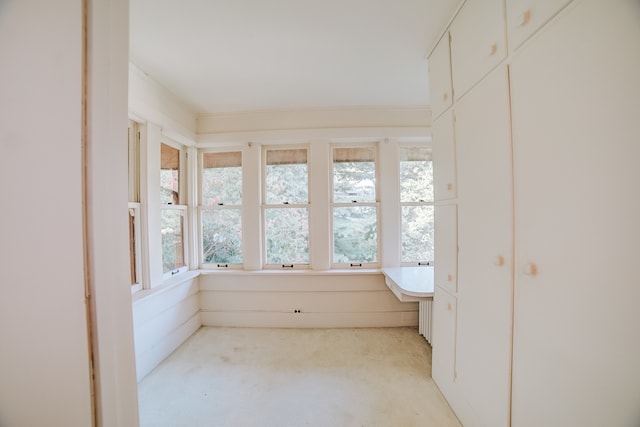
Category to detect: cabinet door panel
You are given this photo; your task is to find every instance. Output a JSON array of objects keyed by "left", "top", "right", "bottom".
[
  {"left": 432, "top": 286, "right": 457, "bottom": 397},
  {"left": 455, "top": 67, "right": 513, "bottom": 427},
  {"left": 507, "top": 0, "right": 572, "bottom": 50},
  {"left": 510, "top": 1, "right": 640, "bottom": 426},
  {"left": 434, "top": 204, "right": 457, "bottom": 294},
  {"left": 429, "top": 32, "right": 453, "bottom": 119},
  {"left": 450, "top": 0, "right": 506, "bottom": 100},
  {"left": 432, "top": 110, "right": 456, "bottom": 201}
]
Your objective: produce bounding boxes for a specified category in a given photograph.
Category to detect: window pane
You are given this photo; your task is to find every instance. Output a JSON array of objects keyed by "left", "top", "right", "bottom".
[
  {"left": 201, "top": 209, "right": 242, "bottom": 264},
  {"left": 333, "top": 206, "right": 377, "bottom": 263},
  {"left": 161, "top": 209, "right": 185, "bottom": 273},
  {"left": 265, "top": 208, "right": 309, "bottom": 264},
  {"left": 400, "top": 147, "right": 433, "bottom": 202},
  {"left": 161, "top": 143, "right": 180, "bottom": 204},
  {"left": 333, "top": 147, "right": 376, "bottom": 203},
  {"left": 265, "top": 149, "right": 308, "bottom": 204},
  {"left": 202, "top": 152, "right": 242, "bottom": 206},
  {"left": 402, "top": 205, "right": 434, "bottom": 263}
]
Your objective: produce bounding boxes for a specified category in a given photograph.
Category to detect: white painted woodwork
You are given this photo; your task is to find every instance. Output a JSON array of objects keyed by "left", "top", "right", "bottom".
[
  {"left": 432, "top": 110, "right": 457, "bottom": 201},
  {"left": 132, "top": 273, "right": 201, "bottom": 381},
  {"left": 199, "top": 272, "right": 418, "bottom": 328},
  {"left": 449, "top": 0, "right": 506, "bottom": 101},
  {"left": 379, "top": 140, "right": 402, "bottom": 267},
  {"left": 434, "top": 204, "right": 458, "bottom": 294},
  {"left": 86, "top": 0, "right": 141, "bottom": 424},
  {"left": 0, "top": 2, "right": 93, "bottom": 425},
  {"left": 382, "top": 266, "right": 434, "bottom": 301},
  {"left": 506, "top": 0, "right": 573, "bottom": 51},
  {"left": 432, "top": 286, "right": 457, "bottom": 397},
  {"left": 454, "top": 67, "right": 513, "bottom": 427},
  {"left": 242, "top": 143, "right": 263, "bottom": 270},
  {"left": 509, "top": 1, "right": 640, "bottom": 425},
  {"left": 428, "top": 33, "right": 453, "bottom": 119},
  {"left": 142, "top": 123, "right": 165, "bottom": 287},
  {"left": 308, "top": 142, "right": 332, "bottom": 270}
]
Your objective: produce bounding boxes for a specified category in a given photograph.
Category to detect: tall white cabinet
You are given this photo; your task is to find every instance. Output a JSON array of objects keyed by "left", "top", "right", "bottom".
[{"left": 429, "top": 0, "right": 640, "bottom": 426}]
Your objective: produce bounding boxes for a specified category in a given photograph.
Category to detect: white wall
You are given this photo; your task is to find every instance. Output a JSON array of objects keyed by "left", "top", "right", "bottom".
[
  {"left": 129, "top": 63, "right": 198, "bottom": 146},
  {"left": 0, "top": 1, "right": 91, "bottom": 425},
  {"left": 197, "top": 107, "right": 431, "bottom": 144},
  {"left": 1, "top": 1, "right": 146, "bottom": 424}
]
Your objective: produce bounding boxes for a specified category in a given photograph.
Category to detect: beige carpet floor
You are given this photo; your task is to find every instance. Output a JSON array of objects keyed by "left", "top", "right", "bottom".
[{"left": 137, "top": 327, "right": 461, "bottom": 427}]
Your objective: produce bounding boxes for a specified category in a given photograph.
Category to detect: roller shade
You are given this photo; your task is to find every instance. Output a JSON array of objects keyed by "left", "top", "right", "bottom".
[
  {"left": 266, "top": 148, "right": 307, "bottom": 165},
  {"left": 203, "top": 151, "right": 242, "bottom": 168},
  {"left": 161, "top": 143, "right": 179, "bottom": 169},
  {"left": 400, "top": 147, "right": 432, "bottom": 162},
  {"left": 333, "top": 147, "right": 376, "bottom": 162}
]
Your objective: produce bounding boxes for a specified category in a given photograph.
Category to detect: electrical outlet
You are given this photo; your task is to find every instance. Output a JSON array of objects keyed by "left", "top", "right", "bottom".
[{"left": 293, "top": 309, "right": 302, "bottom": 313}]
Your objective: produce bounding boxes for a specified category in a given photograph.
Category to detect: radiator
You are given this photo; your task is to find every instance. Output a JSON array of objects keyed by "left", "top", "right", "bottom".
[{"left": 419, "top": 300, "right": 433, "bottom": 343}]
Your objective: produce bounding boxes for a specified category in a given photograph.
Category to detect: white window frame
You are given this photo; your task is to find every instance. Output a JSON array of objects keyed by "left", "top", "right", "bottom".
[
  {"left": 330, "top": 143, "right": 380, "bottom": 269},
  {"left": 198, "top": 148, "right": 244, "bottom": 270},
  {"left": 128, "top": 120, "right": 143, "bottom": 292},
  {"left": 128, "top": 203, "right": 143, "bottom": 293},
  {"left": 399, "top": 144, "right": 434, "bottom": 267},
  {"left": 160, "top": 140, "right": 189, "bottom": 280},
  {"left": 262, "top": 145, "right": 311, "bottom": 270}
]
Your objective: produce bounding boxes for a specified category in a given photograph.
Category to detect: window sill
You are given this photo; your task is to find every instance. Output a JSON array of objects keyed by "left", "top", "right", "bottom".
[
  {"left": 132, "top": 270, "right": 200, "bottom": 304},
  {"left": 198, "top": 268, "right": 382, "bottom": 277}
]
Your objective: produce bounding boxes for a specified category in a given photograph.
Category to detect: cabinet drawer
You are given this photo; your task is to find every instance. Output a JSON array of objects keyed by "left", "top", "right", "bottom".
[
  {"left": 432, "top": 109, "right": 456, "bottom": 201},
  {"left": 507, "top": 0, "right": 573, "bottom": 50},
  {"left": 428, "top": 32, "right": 453, "bottom": 119},
  {"left": 434, "top": 204, "right": 457, "bottom": 294},
  {"left": 450, "top": 0, "right": 506, "bottom": 99}
]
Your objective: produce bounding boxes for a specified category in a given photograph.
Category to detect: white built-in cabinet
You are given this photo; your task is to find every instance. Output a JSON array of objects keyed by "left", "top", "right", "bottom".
[
  {"left": 432, "top": 109, "right": 457, "bottom": 201},
  {"left": 506, "top": 0, "right": 573, "bottom": 50},
  {"left": 455, "top": 66, "right": 514, "bottom": 427},
  {"left": 428, "top": 32, "right": 453, "bottom": 119},
  {"left": 449, "top": 0, "right": 506, "bottom": 100},
  {"left": 429, "top": 0, "right": 640, "bottom": 426}
]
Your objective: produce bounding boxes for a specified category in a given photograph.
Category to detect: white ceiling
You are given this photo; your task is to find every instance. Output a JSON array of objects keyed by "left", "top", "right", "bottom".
[{"left": 129, "top": 0, "right": 460, "bottom": 114}]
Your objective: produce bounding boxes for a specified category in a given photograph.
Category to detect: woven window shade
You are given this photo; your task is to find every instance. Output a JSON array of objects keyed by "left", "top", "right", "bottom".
[
  {"left": 400, "top": 147, "right": 432, "bottom": 162},
  {"left": 161, "top": 143, "right": 180, "bottom": 170},
  {"left": 203, "top": 151, "right": 242, "bottom": 168},
  {"left": 266, "top": 148, "right": 307, "bottom": 165},
  {"left": 333, "top": 147, "right": 376, "bottom": 162}
]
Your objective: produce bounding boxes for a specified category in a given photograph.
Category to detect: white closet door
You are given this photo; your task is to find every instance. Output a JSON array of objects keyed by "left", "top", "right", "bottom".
[
  {"left": 429, "top": 32, "right": 453, "bottom": 119},
  {"left": 510, "top": 1, "right": 640, "bottom": 426},
  {"left": 454, "top": 66, "right": 514, "bottom": 427},
  {"left": 449, "top": 0, "right": 506, "bottom": 100},
  {"left": 432, "top": 110, "right": 457, "bottom": 202}
]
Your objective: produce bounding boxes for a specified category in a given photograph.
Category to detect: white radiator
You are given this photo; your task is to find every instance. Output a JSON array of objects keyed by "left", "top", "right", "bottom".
[{"left": 419, "top": 300, "right": 433, "bottom": 343}]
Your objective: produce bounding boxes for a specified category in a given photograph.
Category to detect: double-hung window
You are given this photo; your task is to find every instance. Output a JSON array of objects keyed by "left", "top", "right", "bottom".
[
  {"left": 399, "top": 146, "right": 434, "bottom": 265},
  {"left": 160, "top": 142, "right": 187, "bottom": 277},
  {"left": 200, "top": 151, "right": 243, "bottom": 268},
  {"left": 128, "top": 120, "right": 142, "bottom": 291},
  {"left": 263, "top": 147, "right": 309, "bottom": 268},
  {"left": 332, "top": 146, "right": 379, "bottom": 267}
]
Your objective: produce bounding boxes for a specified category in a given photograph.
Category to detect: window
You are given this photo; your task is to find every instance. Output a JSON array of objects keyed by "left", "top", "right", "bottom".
[
  {"left": 128, "top": 120, "right": 142, "bottom": 291},
  {"left": 200, "top": 151, "right": 243, "bottom": 267},
  {"left": 161, "top": 142, "right": 187, "bottom": 276},
  {"left": 399, "top": 146, "right": 434, "bottom": 264},
  {"left": 263, "top": 147, "right": 309, "bottom": 268},
  {"left": 332, "top": 146, "right": 378, "bottom": 267}
]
